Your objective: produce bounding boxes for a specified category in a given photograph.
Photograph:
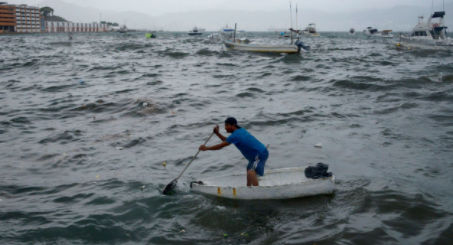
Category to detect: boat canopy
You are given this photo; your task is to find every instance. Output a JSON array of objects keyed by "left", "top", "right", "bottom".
[{"left": 432, "top": 11, "right": 445, "bottom": 18}]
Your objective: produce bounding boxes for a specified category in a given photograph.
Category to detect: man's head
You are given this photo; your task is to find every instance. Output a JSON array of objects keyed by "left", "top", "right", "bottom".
[{"left": 225, "top": 117, "right": 241, "bottom": 133}]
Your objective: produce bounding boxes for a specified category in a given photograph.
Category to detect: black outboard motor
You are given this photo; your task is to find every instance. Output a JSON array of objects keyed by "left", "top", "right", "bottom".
[
  {"left": 305, "top": 163, "right": 332, "bottom": 179},
  {"left": 295, "top": 40, "right": 310, "bottom": 51}
]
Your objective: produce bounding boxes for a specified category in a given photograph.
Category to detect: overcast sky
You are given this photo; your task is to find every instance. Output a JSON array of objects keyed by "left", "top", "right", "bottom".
[{"left": 9, "top": 0, "right": 452, "bottom": 16}]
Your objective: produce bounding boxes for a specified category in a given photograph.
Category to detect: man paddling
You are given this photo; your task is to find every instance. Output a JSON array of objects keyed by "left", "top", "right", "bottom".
[{"left": 199, "top": 117, "right": 269, "bottom": 186}]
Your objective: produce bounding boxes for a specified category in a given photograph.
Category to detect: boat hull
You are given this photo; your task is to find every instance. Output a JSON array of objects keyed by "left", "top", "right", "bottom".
[
  {"left": 396, "top": 37, "right": 453, "bottom": 50},
  {"left": 188, "top": 32, "right": 202, "bottom": 36},
  {"left": 303, "top": 33, "right": 320, "bottom": 37},
  {"left": 191, "top": 167, "right": 335, "bottom": 200},
  {"left": 223, "top": 41, "right": 300, "bottom": 53}
]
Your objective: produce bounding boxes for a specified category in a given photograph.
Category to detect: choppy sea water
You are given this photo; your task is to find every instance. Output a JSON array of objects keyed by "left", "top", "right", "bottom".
[{"left": 1, "top": 32, "right": 452, "bottom": 245}]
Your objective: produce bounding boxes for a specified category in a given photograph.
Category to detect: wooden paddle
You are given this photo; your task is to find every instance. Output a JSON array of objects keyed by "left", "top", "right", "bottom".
[{"left": 163, "top": 132, "right": 215, "bottom": 195}]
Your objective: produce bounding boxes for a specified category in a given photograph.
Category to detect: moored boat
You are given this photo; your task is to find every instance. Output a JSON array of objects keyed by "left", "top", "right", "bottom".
[
  {"left": 117, "top": 24, "right": 128, "bottom": 34},
  {"left": 223, "top": 39, "right": 308, "bottom": 53},
  {"left": 302, "top": 23, "right": 320, "bottom": 37},
  {"left": 191, "top": 167, "right": 335, "bottom": 200},
  {"left": 188, "top": 26, "right": 203, "bottom": 36},
  {"left": 378, "top": 30, "right": 394, "bottom": 38},
  {"left": 363, "top": 27, "right": 378, "bottom": 37},
  {"left": 276, "top": 30, "right": 291, "bottom": 38},
  {"left": 145, "top": 32, "right": 156, "bottom": 39},
  {"left": 396, "top": 11, "right": 453, "bottom": 50}
]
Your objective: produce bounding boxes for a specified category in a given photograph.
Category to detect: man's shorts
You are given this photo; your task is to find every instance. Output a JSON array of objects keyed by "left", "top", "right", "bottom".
[{"left": 247, "top": 149, "right": 269, "bottom": 176}]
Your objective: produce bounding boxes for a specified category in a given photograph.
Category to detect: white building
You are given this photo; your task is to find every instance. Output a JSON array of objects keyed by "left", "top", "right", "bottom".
[
  {"left": 14, "top": 4, "right": 44, "bottom": 33},
  {"left": 45, "top": 21, "right": 109, "bottom": 33}
]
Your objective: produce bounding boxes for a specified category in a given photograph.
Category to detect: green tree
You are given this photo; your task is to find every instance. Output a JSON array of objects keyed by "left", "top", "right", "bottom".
[{"left": 40, "top": 7, "right": 54, "bottom": 17}]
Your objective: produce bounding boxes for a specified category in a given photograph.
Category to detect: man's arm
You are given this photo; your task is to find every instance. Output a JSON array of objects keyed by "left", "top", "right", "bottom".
[
  {"left": 213, "top": 125, "right": 227, "bottom": 141},
  {"left": 199, "top": 141, "right": 230, "bottom": 151}
]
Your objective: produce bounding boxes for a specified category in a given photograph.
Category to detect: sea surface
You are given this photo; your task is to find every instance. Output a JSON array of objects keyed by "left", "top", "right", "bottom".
[{"left": 0, "top": 32, "right": 452, "bottom": 245}]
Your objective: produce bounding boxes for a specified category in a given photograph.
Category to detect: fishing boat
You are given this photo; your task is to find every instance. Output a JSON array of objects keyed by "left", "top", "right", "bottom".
[
  {"left": 396, "top": 11, "right": 453, "bottom": 50},
  {"left": 117, "top": 24, "right": 128, "bottom": 34},
  {"left": 363, "top": 27, "right": 379, "bottom": 36},
  {"left": 191, "top": 167, "right": 335, "bottom": 200},
  {"left": 223, "top": 39, "right": 308, "bottom": 53},
  {"left": 219, "top": 25, "right": 246, "bottom": 40},
  {"left": 302, "top": 23, "right": 321, "bottom": 37},
  {"left": 188, "top": 26, "right": 203, "bottom": 36},
  {"left": 276, "top": 30, "right": 291, "bottom": 38},
  {"left": 349, "top": 28, "right": 356, "bottom": 35},
  {"left": 378, "top": 30, "right": 394, "bottom": 38}
]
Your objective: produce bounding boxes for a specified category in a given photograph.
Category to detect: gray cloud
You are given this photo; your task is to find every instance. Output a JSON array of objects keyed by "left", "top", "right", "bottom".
[{"left": 10, "top": 0, "right": 452, "bottom": 15}]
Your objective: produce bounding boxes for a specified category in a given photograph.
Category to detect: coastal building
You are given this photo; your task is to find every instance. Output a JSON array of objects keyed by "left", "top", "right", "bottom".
[
  {"left": 15, "top": 4, "right": 42, "bottom": 33},
  {"left": 1, "top": 2, "right": 109, "bottom": 34},
  {"left": 0, "top": 3, "right": 44, "bottom": 33},
  {"left": 0, "top": 3, "right": 16, "bottom": 33},
  {"left": 45, "top": 21, "right": 109, "bottom": 33}
]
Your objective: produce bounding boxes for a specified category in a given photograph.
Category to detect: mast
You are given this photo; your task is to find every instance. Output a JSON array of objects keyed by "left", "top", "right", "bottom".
[
  {"left": 234, "top": 23, "right": 236, "bottom": 42},
  {"left": 290, "top": 1, "right": 293, "bottom": 43},
  {"left": 296, "top": 4, "right": 298, "bottom": 32},
  {"left": 296, "top": 4, "right": 299, "bottom": 40},
  {"left": 431, "top": 0, "right": 434, "bottom": 17}
]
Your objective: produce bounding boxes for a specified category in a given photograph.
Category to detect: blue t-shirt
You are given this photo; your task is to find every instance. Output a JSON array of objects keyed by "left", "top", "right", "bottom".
[{"left": 226, "top": 128, "right": 266, "bottom": 162}]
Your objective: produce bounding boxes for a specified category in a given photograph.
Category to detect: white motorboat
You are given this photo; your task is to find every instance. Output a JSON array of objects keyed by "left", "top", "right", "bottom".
[
  {"left": 219, "top": 25, "right": 246, "bottom": 40},
  {"left": 349, "top": 28, "right": 356, "bottom": 35},
  {"left": 378, "top": 30, "right": 394, "bottom": 38},
  {"left": 188, "top": 26, "right": 203, "bottom": 36},
  {"left": 117, "top": 24, "right": 128, "bottom": 34},
  {"left": 302, "top": 23, "right": 320, "bottom": 37},
  {"left": 396, "top": 11, "right": 453, "bottom": 50},
  {"left": 363, "top": 27, "right": 379, "bottom": 37},
  {"left": 207, "top": 33, "right": 221, "bottom": 42},
  {"left": 191, "top": 167, "right": 335, "bottom": 200}
]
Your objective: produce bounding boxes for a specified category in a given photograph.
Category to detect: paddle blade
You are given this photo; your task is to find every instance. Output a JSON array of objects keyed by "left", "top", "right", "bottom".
[{"left": 163, "top": 179, "right": 178, "bottom": 195}]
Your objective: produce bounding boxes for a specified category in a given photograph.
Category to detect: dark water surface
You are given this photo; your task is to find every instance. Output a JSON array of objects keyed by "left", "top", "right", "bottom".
[{"left": 1, "top": 32, "right": 453, "bottom": 244}]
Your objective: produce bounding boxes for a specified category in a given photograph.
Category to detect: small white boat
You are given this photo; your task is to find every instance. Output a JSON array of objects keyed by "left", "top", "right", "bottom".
[
  {"left": 117, "top": 24, "right": 128, "bottom": 34},
  {"left": 188, "top": 26, "right": 203, "bottom": 36},
  {"left": 191, "top": 167, "right": 335, "bottom": 200},
  {"left": 378, "top": 30, "right": 394, "bottom": 38},
  {"left": 349, "top": 28, "right": 356, "bottom": 35},
  {"left": 207, "top": 33, "right": 221, "bottom": 42},
  {"left": 223, "top": 40, "right": 304, "bottom": 54},
  {"left": 219, "top": 25, "right": 246, "bottom": 40},
  {"left": 396, "top": 11, "right": 453, "bottom": 50},
  {"left": 302, "top": 23, "right": 321, "bottom": 37}
]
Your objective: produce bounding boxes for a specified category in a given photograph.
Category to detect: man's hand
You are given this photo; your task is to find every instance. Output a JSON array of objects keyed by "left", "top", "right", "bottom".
[
  {"left": 199, "top": 145, "right": 209, "bottom": 151},
  {"left": 213, "top": 125, "right": 219, "bottom": 134}
]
